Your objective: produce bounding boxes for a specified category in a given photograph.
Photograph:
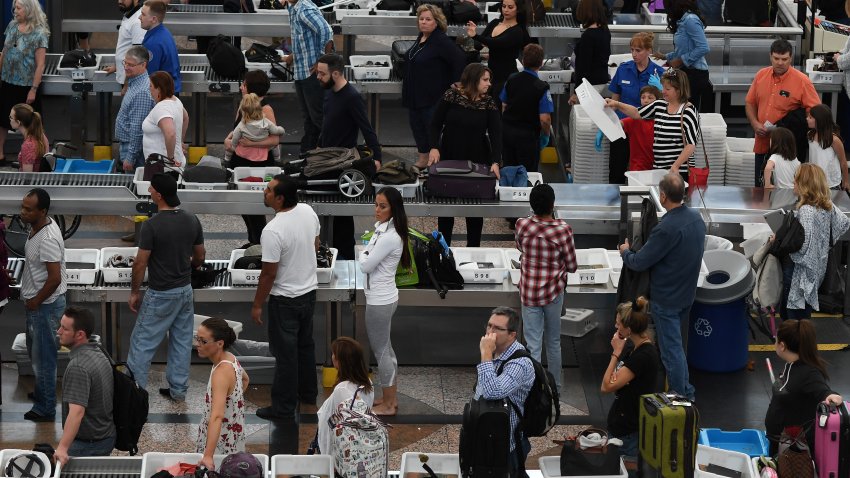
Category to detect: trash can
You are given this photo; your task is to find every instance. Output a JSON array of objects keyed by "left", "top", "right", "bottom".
[
  {"left": 688, "top": 250, "right": 755, "bottom": 372},
  {"left": 705, "top": 235, "right": 733, "bottom": 251}
]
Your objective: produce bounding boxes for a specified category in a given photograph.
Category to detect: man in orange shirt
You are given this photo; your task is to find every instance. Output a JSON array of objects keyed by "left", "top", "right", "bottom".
[{"left": 745, "top": 39, "right": 820, "bottom": 186}]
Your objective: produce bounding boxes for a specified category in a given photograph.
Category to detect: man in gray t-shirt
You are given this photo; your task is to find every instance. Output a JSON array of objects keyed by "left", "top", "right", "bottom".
[
  {"left": 55, "top": 307, "right": 115, "bottom": 463},
  {"left": 127, "top": 174, "right": 205, "bottom": 401},
  {"left": 20, "top": 188, "right": 67, "bottom": 422}
]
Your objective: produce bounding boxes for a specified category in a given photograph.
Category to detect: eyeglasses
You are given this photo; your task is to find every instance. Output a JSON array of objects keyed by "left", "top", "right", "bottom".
[
  {"left": 194, "top": 335, "right": 212, "bottom": 345},
  {"left": 122, "top": 59, "right": 142, "bottom": 68},
  {"left": 486, "top": 323, "right": 509, "bottom": 333}
]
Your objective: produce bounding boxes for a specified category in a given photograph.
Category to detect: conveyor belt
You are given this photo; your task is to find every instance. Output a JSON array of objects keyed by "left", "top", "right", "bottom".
[
  {"left": 59, "top": 457, "right": 142, "bottom": 478},
  {"left": 0, "top": 172, "right": 132, "bottom": 187}
]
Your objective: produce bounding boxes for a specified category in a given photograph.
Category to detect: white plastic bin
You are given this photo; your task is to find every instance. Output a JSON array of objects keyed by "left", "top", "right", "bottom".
[
  {"left": 270, "top": 454, "right": 333, "bottom": 477},
  {"left": 560, "top": 308, "right": 596, "bottom": 337},
  {"left": 607, "top": 250, "right": 623, "bottom": 287},
  {"left": 805, "top": 58, "right": 844, "bottom": 84},
  {"left": 65, "top": 248, "right": 100, "bottom": 285},
  {"left": 695, "top": 445, "right": 757, "bottom": 478},
  {"left": 453, "top": 247, "right": 508, "bottom": 283},
  {"left": 567, "top": 248, "right": 612, "bottom": 285},
  {"left": 372, "top": 179, "right": 420, "bottom": 198},
  {"left": 349, "top": 55, "right": 392, "bottom": 80},
  {"left": 400, "top": 453, "right": 460, "bottom": 476},
  {"left": 641, "top": 2, "right": 667, "bottom": 24},
  {"left": 233, "top": 166, "right": 282, "bottom": 191},
  {"left": 0, "top": 450, "right": 53, "bottom": 478},
  {"left": 374, "top": 6, "right": 412, "bottom": 15},
  {"left": 503, "top": 248, "right": 521, "bottom": 285},
  {"left": 496, "top": 172, "right": 544, "bottom": 201},
  {"left": 133, "top": 167, "right": 184, "bottom": 196},
  {"left": 101, "top": 247, "right": 146, "bottom": 283},
  {"left": 539, "top": 455, "right": 627, "bottom": 478},
  {"left": 183, "top": 179, "right": 229, "bottom": 190},
  {"left": 228, "top": 248, "right": 337, "bottom": 285},
  {"left": 625, "top": 169, "right": 689, "bottom": 189},
  {"left": 140, "top": 453, "right": 203, "bottom": 478}
]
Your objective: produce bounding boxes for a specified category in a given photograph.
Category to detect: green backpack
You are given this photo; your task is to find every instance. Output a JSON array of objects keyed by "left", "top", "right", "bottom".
[{"left": 361, "top": 229, "right": 420, "bottom": 287}]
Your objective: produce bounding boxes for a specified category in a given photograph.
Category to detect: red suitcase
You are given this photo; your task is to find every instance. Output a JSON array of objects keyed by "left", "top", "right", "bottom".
[{"left": 815, "top": 400, "right": 850, "bottom": 478}]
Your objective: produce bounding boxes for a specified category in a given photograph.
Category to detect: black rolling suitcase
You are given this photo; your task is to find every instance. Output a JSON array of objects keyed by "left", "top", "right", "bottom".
[{"left": 459, "top": 398, "right": 511, "bottom": 477}]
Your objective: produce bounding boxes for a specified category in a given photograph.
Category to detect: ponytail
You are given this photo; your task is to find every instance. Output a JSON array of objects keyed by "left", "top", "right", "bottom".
[
  {"left": 616, "top": 296, "right": 650, "bottom": 335},
  {"left": 777, "top": 319, "right": 829, "bottom": 379}
]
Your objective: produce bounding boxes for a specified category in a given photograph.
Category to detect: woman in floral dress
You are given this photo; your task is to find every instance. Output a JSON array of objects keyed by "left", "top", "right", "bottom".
[{"left": 195, "top": 318, "right": 249, "bottom": 469}]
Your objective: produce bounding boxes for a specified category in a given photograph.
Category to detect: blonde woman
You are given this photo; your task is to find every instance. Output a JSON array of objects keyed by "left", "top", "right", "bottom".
[
  {"left": 778, "top": 164, "right": 850, "bottom": 320},
  {"left": 0, "top": 0, "right": 49, "bottom": 165},
  {"left": 225, "top": 93, "right": 286, "bottom": 163}
]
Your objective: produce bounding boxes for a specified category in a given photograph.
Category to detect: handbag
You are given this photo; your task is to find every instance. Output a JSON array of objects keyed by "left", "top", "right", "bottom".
[
  {"left": 776, "top": 429, "right": 815, "bottom": 478},
  {"left": 679, "top": 102, "right": 709, "bottom": 187},
  {"left": 818, "top": 216, "right": 845, "bottom": 313},
  {"left": 768, "top": 210, "right": 804, "bottom": 259},
  {"left": 559, "top": 428, "right": 622, "bottom": 476},
  {"left": 59, "top": 49, "right": 97, "bottom": 69},
  {"left": 245, "top": 42, "right": 279, "bottom": 63},
  {"left": 143, "top": 154, "right": 178, "bottom": 181},
  {"left": 451, "top": 0, "right": 482, "bottom": 23},
  {"left": 391, "top": 40, "right": 415, "bottom": 79}
]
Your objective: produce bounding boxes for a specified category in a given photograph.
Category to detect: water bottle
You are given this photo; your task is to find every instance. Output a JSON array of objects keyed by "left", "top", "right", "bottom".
[{"left": 361, "top": 230, "right": 370, "bottom": 245}]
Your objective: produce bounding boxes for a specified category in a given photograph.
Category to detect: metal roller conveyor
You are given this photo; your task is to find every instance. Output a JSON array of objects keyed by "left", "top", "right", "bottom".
[{"left": 57, "top": 457, "right": 142, "bottom": 478}]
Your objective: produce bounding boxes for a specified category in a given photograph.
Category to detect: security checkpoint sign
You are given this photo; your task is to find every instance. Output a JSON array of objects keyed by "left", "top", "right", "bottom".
[{"left": 575, "top": 78, "right": 626, "bottom": 142}]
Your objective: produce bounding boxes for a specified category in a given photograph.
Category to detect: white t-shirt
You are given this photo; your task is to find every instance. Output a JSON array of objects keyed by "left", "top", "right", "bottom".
[
  {"left": 115, "top": 8, "right": 146, "bottom": 85},
  {"left": 142, "top": 97, "right": 186, "bottom": 166},
  {"left": 808, "top": 139, "right": 843, "bottom": 188},
  {"left": 261, "top": 203, "right": 321, "bottom": 297},
  {"left": 316, "top": 381, "right": 374, "bottom": 456},
  {"left": 766, "top": 154, "right": 801, "bottom": 189}
]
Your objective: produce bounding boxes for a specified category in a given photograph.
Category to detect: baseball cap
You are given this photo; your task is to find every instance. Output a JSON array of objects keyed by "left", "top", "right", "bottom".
[
  {"left": 150, "top": 173, "right": 180, "bottom": 207},
  {"left": 218, "top": 453, "right": 263, "bottom": 478}
]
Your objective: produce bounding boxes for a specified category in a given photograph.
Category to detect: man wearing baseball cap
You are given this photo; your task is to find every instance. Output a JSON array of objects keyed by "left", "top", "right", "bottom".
[{"left": 126, "top": 173, "right": 205, "bottom": 401}]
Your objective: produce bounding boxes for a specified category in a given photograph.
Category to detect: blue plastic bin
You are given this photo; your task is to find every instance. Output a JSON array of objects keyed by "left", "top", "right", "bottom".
[
  {"left": 55, "top": 159, "right": 115, "bottom": 174},
  {"left": 698, "top": 428, "right": 770, "bottom": 458}
]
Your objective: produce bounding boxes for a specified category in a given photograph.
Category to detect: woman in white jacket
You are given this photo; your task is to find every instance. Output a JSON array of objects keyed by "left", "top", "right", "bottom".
[{"left": 358, "top": 187, "right": 411, "bottom": 415}]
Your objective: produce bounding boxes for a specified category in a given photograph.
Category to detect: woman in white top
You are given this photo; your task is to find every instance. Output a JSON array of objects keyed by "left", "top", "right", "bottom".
[
  {"left": 315, "top": 337, "right": 374, "bottom": 455},
  {"left": 143, "top": 71, "right": 189, "bottom": 167},
  {"left": 806, "top": 104, "right": 849, "bottom": 191},
  {"left": 764, "top": 127, "right": 800, "bottom": 189},
  {"left": 357, "top": 187, "right": 411, "bottom": 415},
  {"left": 195, "top": 317, "right": 250, "bottom": 469}
]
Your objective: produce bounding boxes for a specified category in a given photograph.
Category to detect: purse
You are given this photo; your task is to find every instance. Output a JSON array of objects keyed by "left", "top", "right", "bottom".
[
  {"left": 143, "top": 154, "right": 178, "bottom": 181},
  {"left": 776, "top": 429, "right": 815, "bottom": 478},
  {"left": 768, "top": 210, "right": 804, "bottom": 259},
  {"left": 559, "top": 427, "right": 622, "bottom": 476},
  {"left": 679, "top": 102, "right": 709, "bottom": 187},
  {"left": 59, "top": 49, "right": 97, "bottom": 69},
  {"left": 245, "top": 42, "right": 279, "bottom": 63}
]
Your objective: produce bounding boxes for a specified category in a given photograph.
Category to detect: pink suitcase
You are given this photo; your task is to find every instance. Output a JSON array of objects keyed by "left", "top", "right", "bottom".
[{"left": 815, "top": 400, "right": 850, "bottom": 478}]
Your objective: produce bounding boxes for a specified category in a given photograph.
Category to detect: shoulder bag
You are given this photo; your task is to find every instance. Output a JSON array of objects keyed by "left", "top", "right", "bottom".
[
  {"left": 559, "top": 427, "right": 622, "bottom": 476},
  {"left": 679, "top": 102, "right": 710, "bottom": 187},
  {"left": 768, "top": 209, "right": 804, "bottom": 259}
]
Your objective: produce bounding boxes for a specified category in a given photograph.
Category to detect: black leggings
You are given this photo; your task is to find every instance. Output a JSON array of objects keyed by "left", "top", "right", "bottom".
[
  {"left": 438, "top": 217, "right": 484, "bottom": 247},
  {"left": 681, "top": 67, "right": 711, "bottom": 112}
]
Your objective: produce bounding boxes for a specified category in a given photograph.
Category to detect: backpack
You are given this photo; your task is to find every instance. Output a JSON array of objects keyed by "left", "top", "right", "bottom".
[
  {"left": 459, "top": 398, "right": 512, "bottom": 478},
  {"left": 409, "top": 228, "right": 464, "bottom": 298},
  {"left": 97, "top": 345, "right": 149, "bottom": 455},
  {"left": 497, "top": 349, "right": 560, "bottom": 437},
  {"left": 375, "top": 160, "right": 418, "bottom": 185},
  {"left": 361, "top": 228, "right": 419, "bottom": 287},
  {"left": 207, "top": 35, "right": 246, "bottom": 79},
  {"left": 752, "top": 238, "right": 782, "bottom": 308},
  {"left": 329, "top": 387, "right": 389, "bottom": 478}
]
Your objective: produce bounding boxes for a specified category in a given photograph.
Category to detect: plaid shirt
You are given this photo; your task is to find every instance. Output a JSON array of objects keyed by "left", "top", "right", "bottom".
[
  {"left": 287, "top": 0, "right": 333, "bottom": 81},
  {"left": 115, "top": 72, "right": 155, "bottom": 167},
  {"left": 475, "top": 340, "right": 535, "bottom": 451},
  {"left": 515, "top": 216, "right": 577, "bottom": 306}
]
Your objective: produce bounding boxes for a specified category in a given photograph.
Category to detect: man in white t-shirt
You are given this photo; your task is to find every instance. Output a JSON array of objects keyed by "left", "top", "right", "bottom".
[
  {"left": 251, "top": 174, "right": 320, "bottom": 420},
  {"left": 103, "top": 0, "right": 146, "bottom": 87}
]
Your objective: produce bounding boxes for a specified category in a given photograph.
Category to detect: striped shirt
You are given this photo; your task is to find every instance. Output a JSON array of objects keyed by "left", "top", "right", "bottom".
[
  {"left": 21, "top": 218, "right": 67, "bottom": 303},
  {"left": 638, "top": 99, "right": 699, "bottom": 171},
  {"left": 287, "top": 0, "right": 333, "bottom": 81},
  {"left": 475, "top": 340, "right": 535, "bottom": 451}
]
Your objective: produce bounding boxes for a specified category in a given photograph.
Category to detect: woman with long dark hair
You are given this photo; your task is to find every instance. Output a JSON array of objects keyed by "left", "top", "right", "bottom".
[
  {"left": 430, "top": 63, "right": 502, "bottom": 246},
  {"left": 765, "top": 319, "right": 843, "bottom": 454},
  {"left": 465, "top": 0, "right": 531, "bottom": 100},
  {"left": 654, "top": 0, "right": 710, "bottom": 110},
  {"left": 568, "top": 0, "right": 611, "bottom": 105},
  {"left": 358, "top": 187, "right": 410, "bottom": 415},
  {"left": 315, "top": 337, "right": 373, "bottom": 453}
]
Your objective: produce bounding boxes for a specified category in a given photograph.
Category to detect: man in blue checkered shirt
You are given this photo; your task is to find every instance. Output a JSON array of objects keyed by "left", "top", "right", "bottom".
[
  {"left": 475, "top": 306, "right": 536, "bottom": 477},
  {"left": 283, "top": 0, "right": 333, "bottom": 155},
  {"left": 115, "top": 45, "right": 155, "bottom": 173}
]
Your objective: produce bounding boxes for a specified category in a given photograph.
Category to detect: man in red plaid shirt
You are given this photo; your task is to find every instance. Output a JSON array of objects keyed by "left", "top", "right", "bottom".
[{"left": 514, "top": 184, "right": 577, "bottom": 393}]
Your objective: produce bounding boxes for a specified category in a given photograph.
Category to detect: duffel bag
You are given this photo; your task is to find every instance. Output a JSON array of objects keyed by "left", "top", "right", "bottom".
[{"left": 425, "top": 160, "right": 497, "bottom": 200}]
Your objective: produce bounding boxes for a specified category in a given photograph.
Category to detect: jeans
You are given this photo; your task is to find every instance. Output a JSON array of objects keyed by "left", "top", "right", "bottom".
[
  {"left": 754, "top": 153, "right": 767, "bottom": 187},
  {"left": 521, "top": 293, "right": 564, "bottom": 392},
  {"left": 294, "top": 74, "right": 324, "bottom": 153},
  {"left": 408, "top": 104, "right": 436, "bottom": 155},
  {"left": 119, "top": 141, "right": 144, "bottom": 171},
  {"left": 650, "top": 301, "right": 695, "bottom": 400},
  {"left": 698, "top": 0, "right": 724, "bottom": 25},
  {"left": 268, "top": 290, "right": 318, "bottom": 416},
  {"left": 780, "top": 260, "right": 813, "bottom": 320},
  {"left": 68, "top": 434, "right": 115, "bottom": 457},
  {"left": 508, "top": 436, "right": 531, "bottom": 478},
  {"left": 126, "top": 284, "right": 194, "bottom": 398},
  {"left": 26, "top": 295, "right": 66, "bottom": 416}
]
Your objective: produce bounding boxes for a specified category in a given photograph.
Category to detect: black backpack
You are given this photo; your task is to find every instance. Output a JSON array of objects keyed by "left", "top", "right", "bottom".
[
  {"left": 459, "top": 398, "right": 511, "bottom": 478},
  {"left": 409, "top": 228, "right": 464, "bottom": 299},
  {"left": 97, "top": 345, "right": 149, "bottom": 455},
  {"left": 497, "top": 349, "right": 560, "bottom": 437},
  {"left": 207, "top": 35, "right": 246, "bottom": 79}
]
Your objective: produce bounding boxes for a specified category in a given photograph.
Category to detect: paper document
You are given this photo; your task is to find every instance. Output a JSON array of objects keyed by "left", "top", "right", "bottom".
[{"left": 576, "top": 79, "right": 626, "bottom": 142}]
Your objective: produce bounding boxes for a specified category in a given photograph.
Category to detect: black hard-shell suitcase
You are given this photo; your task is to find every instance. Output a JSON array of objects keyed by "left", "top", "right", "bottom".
[{"left": 459, "top": 398, "right": 511, "bottom": 477}]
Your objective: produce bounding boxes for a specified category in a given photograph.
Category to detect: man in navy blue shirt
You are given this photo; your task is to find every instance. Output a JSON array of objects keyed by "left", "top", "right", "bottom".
[
  {"left": 316, "top": 53, "right": 381, "bottom": 260},
  {"left": 618, "top": 174, "right": 705, "bottom": 401},
  {"left": 140, "top": 0, "right": 181, "bottom": 93}
]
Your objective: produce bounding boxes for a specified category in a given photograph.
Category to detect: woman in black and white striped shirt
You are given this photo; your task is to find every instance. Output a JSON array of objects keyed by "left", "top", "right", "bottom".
[{"left": 606, "top": 69, "right": 699, "bottom": 182}]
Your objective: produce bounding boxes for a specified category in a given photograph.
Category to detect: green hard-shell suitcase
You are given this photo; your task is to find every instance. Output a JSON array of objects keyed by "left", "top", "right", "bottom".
[{"left": 638, "top": 393, "right": 699, "bottom": 478}]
